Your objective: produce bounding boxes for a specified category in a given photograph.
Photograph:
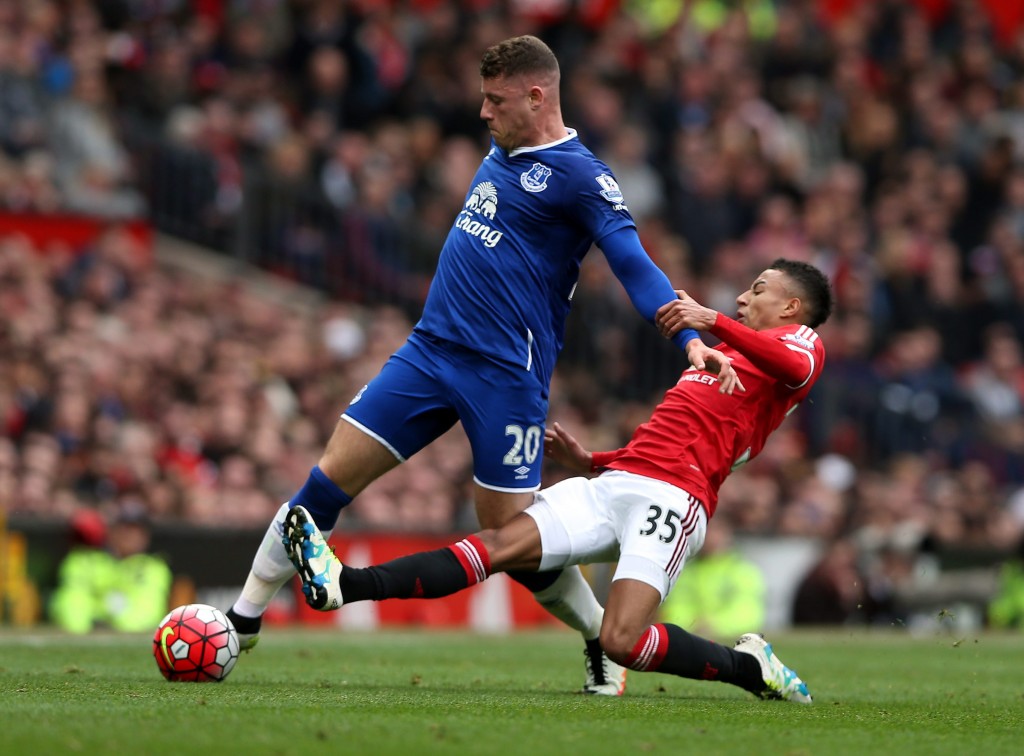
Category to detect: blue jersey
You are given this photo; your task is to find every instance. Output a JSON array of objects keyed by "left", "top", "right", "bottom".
[{"left": 415, "top": 129, "right": 635, "bottom": 391}]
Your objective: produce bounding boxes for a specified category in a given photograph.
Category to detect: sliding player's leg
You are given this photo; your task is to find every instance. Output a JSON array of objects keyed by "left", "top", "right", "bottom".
[
  {"left": 284, "top": 505, "right": 543, "bottom": 605},
  {"left": 599, "top": 478, "right": 812, "bottom": 703},
  {"left": 601, "top": 578, "right": 811, "bottom": 703}
]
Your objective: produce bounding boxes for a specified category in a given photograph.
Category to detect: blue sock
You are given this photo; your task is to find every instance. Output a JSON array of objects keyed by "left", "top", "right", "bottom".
[{"left": 289, "top": 466, "right": 352, "bottom": 530}]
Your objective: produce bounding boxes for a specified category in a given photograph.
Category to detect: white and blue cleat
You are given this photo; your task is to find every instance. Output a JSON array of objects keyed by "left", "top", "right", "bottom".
[
  {"left": 734, "top": 633, "right": 813, "bottom": 704},
  {"left": 283, "top": 505, "right": 343, "bottom": 611}
]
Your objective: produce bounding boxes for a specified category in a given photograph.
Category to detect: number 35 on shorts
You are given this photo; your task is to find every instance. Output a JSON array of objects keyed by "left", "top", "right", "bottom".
[{"left": 641, "top": 505, "right": 683, "bottom": 543}]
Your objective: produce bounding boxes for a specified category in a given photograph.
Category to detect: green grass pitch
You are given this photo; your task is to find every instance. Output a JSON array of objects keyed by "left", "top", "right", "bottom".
[{"left": 1, "top": 628, "right": 1021, "bottom": 755}]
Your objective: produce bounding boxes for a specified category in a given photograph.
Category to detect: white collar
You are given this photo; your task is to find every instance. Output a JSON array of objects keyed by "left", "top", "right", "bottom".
[{"left": 509, "top": 128, "right": 578, "bottom": 157}]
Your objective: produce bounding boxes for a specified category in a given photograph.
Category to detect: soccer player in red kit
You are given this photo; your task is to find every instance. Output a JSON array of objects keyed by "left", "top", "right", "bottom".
[{"left": 283, "top": 258, "right": 832, "bottom": 702}]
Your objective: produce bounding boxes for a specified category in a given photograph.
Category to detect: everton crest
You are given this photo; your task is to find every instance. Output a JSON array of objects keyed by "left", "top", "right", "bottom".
[{"left": 520, "top": 163, "right": 552, "bottom": 193}]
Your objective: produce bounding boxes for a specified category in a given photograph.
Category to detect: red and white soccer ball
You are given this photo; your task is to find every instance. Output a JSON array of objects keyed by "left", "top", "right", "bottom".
[{"left": 153, "top": 604, "right": 240, "bottom": 682}]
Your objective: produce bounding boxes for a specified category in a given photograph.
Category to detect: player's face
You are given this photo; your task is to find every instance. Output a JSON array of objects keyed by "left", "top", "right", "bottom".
[
  {"left": 480, "top": 75, "right": 537, "bottom": 151},
  {"left": 735, "top": 269, "right": 794, "bottom": 331}
]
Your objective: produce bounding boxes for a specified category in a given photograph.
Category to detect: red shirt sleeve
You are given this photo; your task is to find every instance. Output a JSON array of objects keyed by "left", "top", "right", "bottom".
[
  {"left": 590, "top": 449, "right": 622, "bottom": 472},
  {"left": 709, "top": 314, "right": 816, "bottom": 387}
]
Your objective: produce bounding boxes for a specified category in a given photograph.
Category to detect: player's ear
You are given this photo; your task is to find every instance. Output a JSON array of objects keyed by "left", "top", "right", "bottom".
[{"left": 783, "top": 297, "right": 801, "bottom": 320}]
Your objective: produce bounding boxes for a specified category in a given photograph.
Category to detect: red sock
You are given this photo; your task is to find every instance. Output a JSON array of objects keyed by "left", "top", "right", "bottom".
[
  {"left": 448, "top": 535, "right": 491, "bottom": 586},
  {"left": 625, "top": 623, "right": 670, "bottom": 671},
  {"left": 345, "top": 537, "right": 494, "bottom": 602},
  {"left": 624, "top": 622, "right": 755, "bottom": 688}
]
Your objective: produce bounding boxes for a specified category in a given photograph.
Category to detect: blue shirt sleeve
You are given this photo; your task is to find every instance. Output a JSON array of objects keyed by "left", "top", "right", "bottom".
[{"left": 597, "top": 227, "right": 699, "bottom": 351}]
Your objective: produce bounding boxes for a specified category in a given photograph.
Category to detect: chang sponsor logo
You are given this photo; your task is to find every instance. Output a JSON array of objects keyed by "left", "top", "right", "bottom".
[
  {"left": 458, "top": 181, "right": 504, "bottom": 248},
  {"left": 466, "top": 181, "right": 498, "bottom": 218}
]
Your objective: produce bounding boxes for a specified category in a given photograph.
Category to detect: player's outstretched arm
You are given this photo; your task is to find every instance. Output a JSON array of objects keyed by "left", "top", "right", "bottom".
[
  {"left": 598, "top": 227, "right": 699, "bottom": 351},
  {"left": 655, "top": 293, "right": 744, "bottom": 393},
  {"left": 656, "top": 291, "right": 813, "bottom": 386},
  {"left": 655, "top": 290, "right": 717, "bottom": 336},
  {"left": 598, "top": 230, "right": 742, "bottom": 390}
]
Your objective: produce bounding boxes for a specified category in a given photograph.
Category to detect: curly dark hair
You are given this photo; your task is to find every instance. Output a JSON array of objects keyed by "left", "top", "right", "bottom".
[
  {"left": 479, "top": 35, "right": 559, "bottom": 80},
  {"left": 768, "top": 258, "right": 834, "bottom": 328}
]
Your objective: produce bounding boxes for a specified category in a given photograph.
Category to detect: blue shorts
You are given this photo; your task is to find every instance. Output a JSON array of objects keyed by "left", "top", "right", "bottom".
[{"left": 343, "top": 330, "right": 547, "bottom": 491}]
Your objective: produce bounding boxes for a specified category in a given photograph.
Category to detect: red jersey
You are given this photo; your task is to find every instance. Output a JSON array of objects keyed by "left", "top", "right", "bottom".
[{"left": 590, "top": 316, "right": 825, "bottom": 518}]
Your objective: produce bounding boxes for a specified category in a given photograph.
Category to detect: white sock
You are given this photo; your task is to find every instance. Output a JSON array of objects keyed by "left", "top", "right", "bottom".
[
  {"left": 232, "top": 502, "right": 334, "bottom": 619},
  {"left": 530, "top": 566, "right": 604, "bottom": 640},
  {"left": 233, "top": 572, "right": 289, "bottom": 619}
]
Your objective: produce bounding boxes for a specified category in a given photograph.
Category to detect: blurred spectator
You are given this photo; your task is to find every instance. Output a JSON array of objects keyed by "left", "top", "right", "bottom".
[
  {"left": 49, "top": 70, "right": 144, "bottom": 218},
  {"left": 716, "top": 470, "right": 781, "bottom": 534},
  {"left": 659, "top": 518, "right": 766, "bottom": 642},
  {"left": 777, "top": 470, "right": 850, "bottom": 539},
  {"left": 792, "top": 537, "right": 870, "bottom": 625},
  {"left": 0, "top": 26, "right": 47, "bottom": 158},
  {"left": 49, "top": 503, "right": 172, "bottom": 633},
  {"left": 988, "top": 536, "right": 1024, "bottom": 629},
  {"left": 746, "top": 193, "right": 812, "bottom": 265},
  {"left": 49, "top": 507, "right": 109, "bottom": 633},
  {"left": 666, "top": 146, "right": 738, "bottom": 275},
  {"left": 603, "top": 121, "right": 664, "bottom": 222},
  {"left": 184, "top": 453, "right": 277, "bottom": 528},
  {"left": 807, "top": 310, "right": 882, "bottom": 461},
  {"left": 962, "top": 322, "right": 1024, "bottom": 422},
  {"left": 870, "top": 325, "right": 973, "bottom": 464}
]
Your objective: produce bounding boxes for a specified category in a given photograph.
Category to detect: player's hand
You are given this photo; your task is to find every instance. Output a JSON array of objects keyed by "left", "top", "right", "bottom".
[
  {"left": 544, "top": 422, "right": 593, "bottom": 473},
  {"left": 687, "top": 342, "right": 745, "bottom": 394},
  {"left": 656, "top": 290, "right": 717, "bottom": 337}
]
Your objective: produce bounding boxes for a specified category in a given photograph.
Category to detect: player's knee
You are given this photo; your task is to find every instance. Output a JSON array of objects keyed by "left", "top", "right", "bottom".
[
  {"left": 476, "top": 528, "right": 532, "bottom": 575},
  {"left": 475, "top": 518, "right": 543, "bottom": 574},
  {"left": 599, "top": 623, "right": 642, "bottom": 666},
  {"left": 475, "top": 528, "right": 501, "bottom": 556}
]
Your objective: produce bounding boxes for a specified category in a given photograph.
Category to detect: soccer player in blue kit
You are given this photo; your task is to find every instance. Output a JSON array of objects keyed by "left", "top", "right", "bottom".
[{"left": 226, "top": 34, "right": 737, "bottom": 695}]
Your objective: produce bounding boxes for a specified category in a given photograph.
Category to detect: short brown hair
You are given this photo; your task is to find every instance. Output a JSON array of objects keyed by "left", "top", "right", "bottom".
[{"left": 479, "top": 35, "right": 559, "bottom": 80}]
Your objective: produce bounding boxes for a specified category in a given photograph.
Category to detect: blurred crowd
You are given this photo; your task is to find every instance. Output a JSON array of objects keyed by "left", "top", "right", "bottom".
[
  {"left": 0, "top": 229, "right": 471, "bottom": 533},
  {"left": 4, "top": 0, "right": 1024, "bottom": 626}
]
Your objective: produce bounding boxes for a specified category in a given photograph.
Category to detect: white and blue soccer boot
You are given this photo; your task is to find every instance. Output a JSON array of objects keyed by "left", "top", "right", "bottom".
[
  {"left": 734, "top": 633, "right": 813, "bottom": 704},
  {"left": 282, "top": 505, "right": 343, "bottom": 611}
]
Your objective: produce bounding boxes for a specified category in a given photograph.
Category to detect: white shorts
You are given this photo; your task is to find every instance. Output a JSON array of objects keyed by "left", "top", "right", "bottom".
[{"left": 524, "top": 470, "right": 707, "bottom": 601}]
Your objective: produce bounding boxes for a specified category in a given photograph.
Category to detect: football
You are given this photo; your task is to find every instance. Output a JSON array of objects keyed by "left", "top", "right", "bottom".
[{"left": 153, "top": 603, "right": 240, "bottom": 682}]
